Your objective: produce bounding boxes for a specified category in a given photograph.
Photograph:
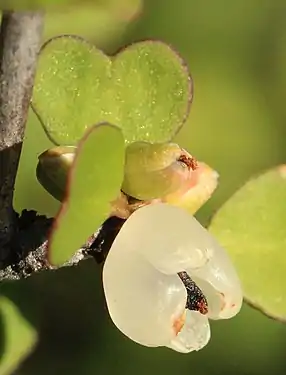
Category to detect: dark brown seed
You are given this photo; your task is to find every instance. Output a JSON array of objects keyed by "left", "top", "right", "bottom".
[{"left": 178, "top": 271, "right": 208, "bottom": 315}]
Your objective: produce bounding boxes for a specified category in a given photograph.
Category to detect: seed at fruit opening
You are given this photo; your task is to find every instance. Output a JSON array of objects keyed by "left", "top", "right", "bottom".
[{"left": 178, "top": 271, "right": 208, "bottom": 315}]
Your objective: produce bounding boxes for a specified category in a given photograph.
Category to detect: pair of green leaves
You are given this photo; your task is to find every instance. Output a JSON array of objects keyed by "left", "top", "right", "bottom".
[{"left": 32, "top": 35, "right": 192, "bottom": 265}]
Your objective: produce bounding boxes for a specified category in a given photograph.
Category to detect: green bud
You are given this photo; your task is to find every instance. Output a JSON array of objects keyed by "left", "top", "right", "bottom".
[
  {"left": 36, "top": 146, "right": 76, "bottom": 202},
  {"left": 122, "top": 142, "right": 189, "bottom": 200}
]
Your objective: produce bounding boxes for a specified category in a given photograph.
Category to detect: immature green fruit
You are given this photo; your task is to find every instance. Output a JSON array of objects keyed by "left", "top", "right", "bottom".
[
  {"left": 162, "top": 162, "right": 219, "bottom": 214},
  {"left": 36, "top": 146, "right": 76, "bottom": 201},
  {"left": 122, "top": 142, "right": 190, "bottom": 200}
]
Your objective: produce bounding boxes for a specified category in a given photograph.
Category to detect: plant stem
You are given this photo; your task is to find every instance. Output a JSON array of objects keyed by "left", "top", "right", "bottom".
[
  {"left": 0, "top": 211, "right": 123, "bottom": 282},
  {"left": 0, "top": 11, "right": 44, "bottom": 262}
]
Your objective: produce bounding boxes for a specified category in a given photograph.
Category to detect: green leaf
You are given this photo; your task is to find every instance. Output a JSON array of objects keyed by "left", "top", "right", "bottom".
[
  {"left": 48, "top": 122, "right": 125, "bottom": 266},
  {"left": 0, "top": 0, "right": 101, "bottom": 9},
  {"left": 0, "top": 296, "right": 37, "bottom": 375},
  {"left": 209, "top": 165, "right": 286, "bottom": 321},
  {"left": 32, "top": 35, "right": 191, "bottom": 145}
]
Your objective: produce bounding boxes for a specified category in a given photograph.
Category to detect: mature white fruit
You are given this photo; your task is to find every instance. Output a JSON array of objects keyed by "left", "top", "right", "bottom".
[{"left": 103, "top": 203, "right": 242, "bottom": 352}]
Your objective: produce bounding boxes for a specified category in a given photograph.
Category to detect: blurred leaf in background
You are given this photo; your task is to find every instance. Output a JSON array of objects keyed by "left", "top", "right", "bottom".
[
  {"left": 0, "top": 296, "right": 37, "bottom": 375},
  {"left": 43, "top": 0, "right": 142, "bottom": 49},
  {"left": 0, "top": 0, "right": 142, "bottom": 49},
  {"left": 0, "top": 0, "right": 93, "bottom": 9}
]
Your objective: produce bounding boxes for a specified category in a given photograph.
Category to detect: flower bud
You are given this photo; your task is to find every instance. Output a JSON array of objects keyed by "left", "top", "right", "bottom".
[{"left": 36, "top": 146, "right": 76, "bottom": 201}]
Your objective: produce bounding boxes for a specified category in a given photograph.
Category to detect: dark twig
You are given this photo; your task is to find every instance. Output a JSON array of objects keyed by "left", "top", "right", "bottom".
[
  {"left": 0, "top": 210, "right": 88, "bottom": 282},
  {"left": 0, "top": 211, "right": 124, "bottom": 282},
  {"left": 0, "top": 12, "right": 44, "bottom": 261}
]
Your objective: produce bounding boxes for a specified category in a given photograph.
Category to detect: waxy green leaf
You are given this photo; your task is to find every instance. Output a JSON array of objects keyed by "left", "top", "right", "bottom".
[
  {"left": 0, "top": 297, "right": 37, "bottom": 375},
  {"left": 48, "top": 123, "right": 125, "bottom": 265},
  {"left": 209, "top": 165, "right": 286, "bottom": 321},
  {"left": 32, "top": 35, "right": 191, "bottom": 145}
]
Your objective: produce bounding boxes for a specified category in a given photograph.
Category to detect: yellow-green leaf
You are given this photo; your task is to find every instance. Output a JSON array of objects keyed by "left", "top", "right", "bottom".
[
  {"left": 0, "top": 296, "right": 37, "bottom": 375},
  {"left": 48, "top": 123, "right": 125, "bottom": 265},
  {"left": 32, "top": 36, "right": 191, "bottom": 145},
  {"left": 209, "top": 165, "right": 286, "bottom": 321}
]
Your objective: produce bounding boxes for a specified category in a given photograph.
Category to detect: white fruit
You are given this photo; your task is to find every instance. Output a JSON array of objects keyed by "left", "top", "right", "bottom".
[{"left": 103, "top": 203, "right": 242, "bottom": 353}]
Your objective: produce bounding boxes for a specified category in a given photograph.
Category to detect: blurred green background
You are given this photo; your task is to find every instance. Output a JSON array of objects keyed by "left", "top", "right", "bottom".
[{"left": 1, "top": 0, "right": 286, "bottom": 374}]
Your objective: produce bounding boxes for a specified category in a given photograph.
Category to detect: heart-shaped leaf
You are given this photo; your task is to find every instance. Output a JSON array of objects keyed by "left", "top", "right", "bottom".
[
  {"left": 32, "top": 35, "right": 191, "bottom": 145},
  {"left": 48, "top": 122, "right": 125, "bottom": 265},
  {"left": 0, "top": 296, "right": 37, "bottom": 375},
  {"left": 209, "top": 165, "right": 286, "bottom": 321}
]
